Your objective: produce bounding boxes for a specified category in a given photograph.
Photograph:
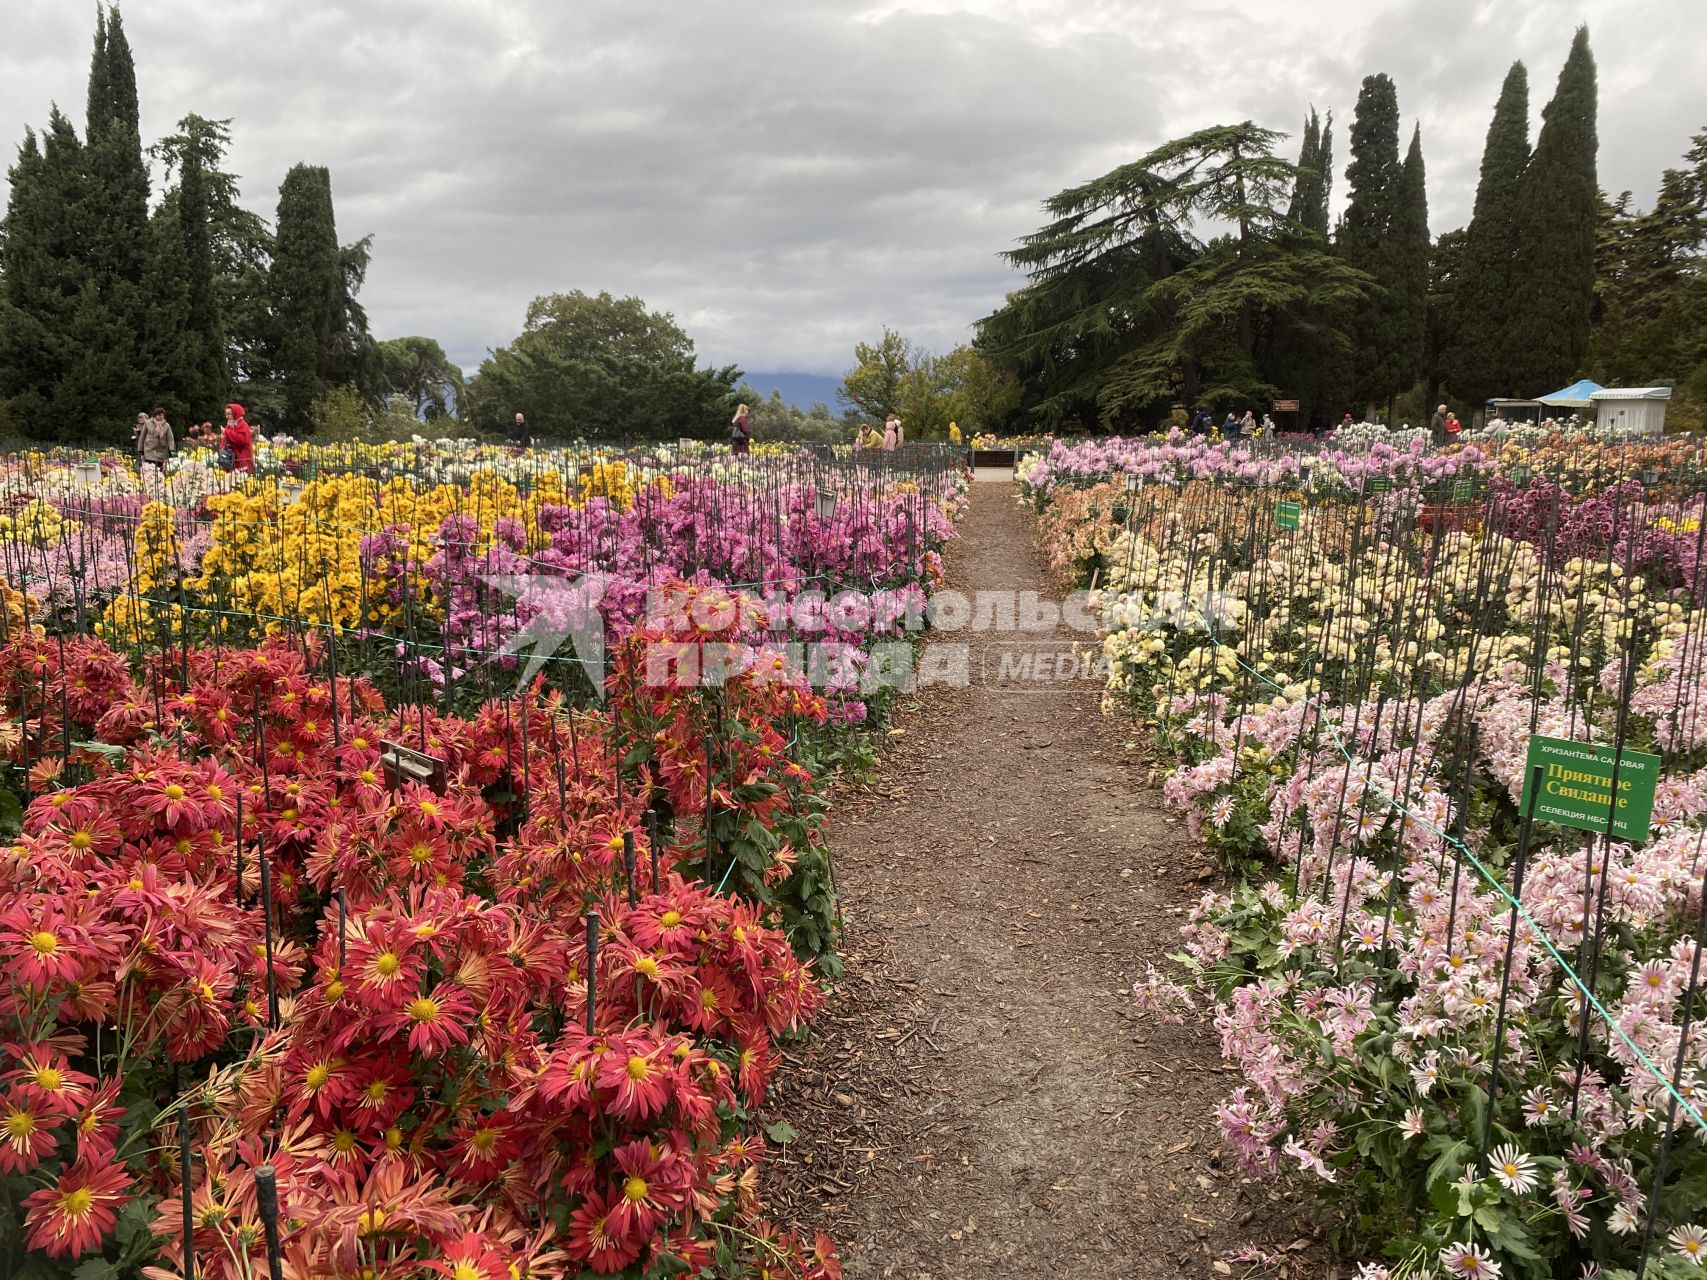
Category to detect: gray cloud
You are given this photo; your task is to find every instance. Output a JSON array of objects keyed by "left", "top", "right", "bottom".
[{"left": 2, "top": 0, "right": 1702, "bottom": 379}]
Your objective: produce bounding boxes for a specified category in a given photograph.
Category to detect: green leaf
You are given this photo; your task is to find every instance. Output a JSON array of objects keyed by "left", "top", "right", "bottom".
[
  {"left": 1425, "top": 1138, "right": 1471, "bottom": 1191},
  {"left": 763, "top": 1121, "right": 799, "bottom": 1144},
  {"left": 73, "top": 1261, "right": 121, "bottom": 1280}
]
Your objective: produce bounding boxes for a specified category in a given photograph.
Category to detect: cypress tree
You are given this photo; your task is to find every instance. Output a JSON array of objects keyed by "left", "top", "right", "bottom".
[
  {"left": 1338, "top": 74, "right": 1411, "bottom": 412},
  {"left": 1393, "top": 125, "right": 1431, "bottom": 404},
  {"left": 1314, "top": 116, "right": 1334, "bottom": 239},
  {"left": 1265, "top": 110, "right": 1340, "bottom": 426},
  {"left": 1285, "top": 110, "right": 1324, "bottom": 230},
  {"left": 1503, "top": 27, "right": 1599, "bottom": 396},
  {"left": 78, "top": 4, "right": 154, "bottom": 439},
  {"left": 0, "top": 128, "right": 65, "bottom": 432},
  {"left": 1442, "top": 62, "right": 1530, "bottom": 408},
  {"left": 269, "top": 164, "right": 374, "bottom": 430}
]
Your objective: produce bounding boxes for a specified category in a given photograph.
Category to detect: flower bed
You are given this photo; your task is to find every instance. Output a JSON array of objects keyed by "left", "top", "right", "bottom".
[
  {"left": 1036, "top": 447, "right": 1707, "bottom": 1278},
  {"left": 0, "top": 442, "right": 970, "bottom": 1278},
  {"left": 0, "top": 581, "right": 858, "bottom": 1278}
]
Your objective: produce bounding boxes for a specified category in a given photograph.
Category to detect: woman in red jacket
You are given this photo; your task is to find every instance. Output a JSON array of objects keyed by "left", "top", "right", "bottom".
[{"left": 222, "top": 403, "right": 255, "bottom": 472}]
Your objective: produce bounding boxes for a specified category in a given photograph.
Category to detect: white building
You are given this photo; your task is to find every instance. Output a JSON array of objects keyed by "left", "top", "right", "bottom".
[{"left": 1591, "top": 387, "right": 1671, "bottom": 436}]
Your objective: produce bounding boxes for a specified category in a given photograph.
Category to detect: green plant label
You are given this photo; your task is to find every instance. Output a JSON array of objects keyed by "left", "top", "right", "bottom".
[
  {"left": 1520, "top": 735, "right": 1661, "bottom": 843},
  {"left": 1451, "top": 479, "right": 1474, "bottom": 503},
  {"left": 1366, "top": 477, "right": 1391, "bottom": 495},
  {"left": 1276, "top": 500, "right": 1301, "bottom": 530}
]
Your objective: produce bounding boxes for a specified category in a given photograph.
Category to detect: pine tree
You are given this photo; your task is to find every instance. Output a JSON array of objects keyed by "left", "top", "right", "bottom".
[
  {"left": 1442, "top": 62, "right": 1530, "bottom": 408},
  {"left": 1393, "top": 125, "right": 1431, "bottom": 405},
  {"left": 1337, "top": 74, "right": 1414, "bottom": 413},
  {"left": 1503, "top": 27, "right": 1599, "bottom": 396},
  {"left": 979, "top": 123, "right": 1370, "bottom": 425},
  {"left": 269, "top": 164, "right": 375, "bottom": 431}
]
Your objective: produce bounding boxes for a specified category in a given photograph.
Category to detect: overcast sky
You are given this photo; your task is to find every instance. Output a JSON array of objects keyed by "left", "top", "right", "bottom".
[{"left": 4, "top": 0, "right": 1703, "bottom": 379}]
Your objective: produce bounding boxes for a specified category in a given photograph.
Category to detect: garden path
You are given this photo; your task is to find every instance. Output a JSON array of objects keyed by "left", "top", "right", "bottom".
[{"left": 764, "top": 484, "right": 1327, "bottom": 1278}]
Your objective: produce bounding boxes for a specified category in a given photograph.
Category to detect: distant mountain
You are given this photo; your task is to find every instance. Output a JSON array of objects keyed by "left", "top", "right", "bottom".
[{"left": 741, "top": 372, "right": 842, "bottom": 413}]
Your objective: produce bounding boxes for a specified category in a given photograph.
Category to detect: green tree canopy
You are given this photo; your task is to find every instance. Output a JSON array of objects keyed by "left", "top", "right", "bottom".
[
  {"left": 464, "top": 291, "right": 740, "bottom": 440},
  {"left": 1442, "top": 62, "right": 1530, "bottom": 407},
  {"left": 838, "top": 327, "right": 918, "bottom": 419},
  {"left": 1338, "top": 74, "right": 1428, "bottom": 412},
  {"left": 269, "top": 163, "right": 376, "bottom": 432},
  {"left": 1590, "top": 127, "right": 1707, "bottom": 422},
  {"left": 377, "top": 336, "right": 465, "bottom": 419},
  {"left": 1504, "top": 27, "right": 1599, "bottom": 396},
  {"left": 978, "top": 122, "right": 1371, "bottom": 428}
]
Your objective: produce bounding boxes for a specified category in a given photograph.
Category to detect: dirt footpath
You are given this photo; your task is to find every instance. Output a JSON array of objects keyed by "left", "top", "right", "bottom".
[{"left": 765, "top": 484, "right": 1330, "bottom": 1279}]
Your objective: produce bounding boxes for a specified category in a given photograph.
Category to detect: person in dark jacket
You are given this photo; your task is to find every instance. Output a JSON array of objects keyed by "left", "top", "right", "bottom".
[
  {"left": 1429, "top": 404, "right": 1448, "bottom": 445},
  {"left": 512, "top": 412, "right": 532, "bottom": 447}
]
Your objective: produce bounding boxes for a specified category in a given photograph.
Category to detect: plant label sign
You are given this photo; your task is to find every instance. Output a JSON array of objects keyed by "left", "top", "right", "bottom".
[
  {"left": 1366, "top": 477, "right": 1391, "bottom": 495},
  {"left": 1276, "top": 500, "right": 1302, "bottom": 530},
  {"left": 1520, "top": 735, "right": 1661, "bottom": 843},
  {"left": 1451, "top": 479, "right": 1474, "bottom": 503}
]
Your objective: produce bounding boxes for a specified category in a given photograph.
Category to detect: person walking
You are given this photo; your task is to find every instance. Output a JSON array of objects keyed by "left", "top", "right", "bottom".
[
  {"left": 1444, "top": 411, "right": 1463, "bottom": 439},
  {"left": 511, "top": 411, "right": 532, "bottom": 448},
  {"left": 1222, "top": 410, "right": 1239, "bottom": 437},
  {"left": 882, "top": 413, "right": 900, "bottom": 451},
  {"left": 137, "top": 407, "right": 174, "bottom": 475},
  {"left": 1260, "top": 413, "right": 1276, "bottom": 437},
  {"left": 729, "top": 403, "right": 752, "bottom": 455},
  {"left": 222, "top": 403, "right": 255, "bottom": 473},
  {"left": 1429, "top": 404, "right": 1448, "bottom": 445},
  {"left": 132, "top": 411, "right": 149, "bottom": 457}
]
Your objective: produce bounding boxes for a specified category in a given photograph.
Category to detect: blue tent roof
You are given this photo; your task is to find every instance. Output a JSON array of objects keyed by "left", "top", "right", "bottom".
[{"left": 1537, "top": 378, "right": 1603, "bottom": 405}]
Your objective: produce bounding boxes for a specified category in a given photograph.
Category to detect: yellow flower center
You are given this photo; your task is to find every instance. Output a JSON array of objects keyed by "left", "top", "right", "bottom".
[
  {"left": 409, "top": 843, "right": 432, "bottom": 865},
  {"left": 5, "top": 1109, "right": 37, "bottom": 1138},
  {"left": 661, "top": 911, "right": 682, "bottom": 928},
  {"left": 206, "top": 784, "right": 223, "bottom": 801},
  {"left": 452, "top": 1266, "right": 482, "bottom": 1280},
  {"left": 164, "top": 784, "right": 185, "bottom": 801},
  {"left": 29, "top": 931, "right": 58, "bottom": 956},
  {"left": 31, "top": 1067, "right": 61, "bottom": 1092},
  {"left": 623, "top": 1175, "right": 649, "bottom": 1202},
  {"left": 57, "top": 1186, "right": 94, "bottom": 1219},
  {"left": 357, "top": 1206, "right": 387, "bottom": 1234},
  {"left": 408, "top": 996, "right": 440, "bottom": 1022},
  {"left": 332, "top": 1128, "right": 358, "bottom": 1154},
  {"left": 375, "top": 953, "right": 401, "bottom": 977},
  {"left": 327, "top": 979, "right": 345, "bottom": 1000},
  {"left": 305, "top": 1064, "right": 331, "bottom": 1089},
  {"left": 470, "top": 1126, "right": 499, "bottom": 1152},
  {"left": 634, "top": 956, "right": 660, "bottom": 980}
]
